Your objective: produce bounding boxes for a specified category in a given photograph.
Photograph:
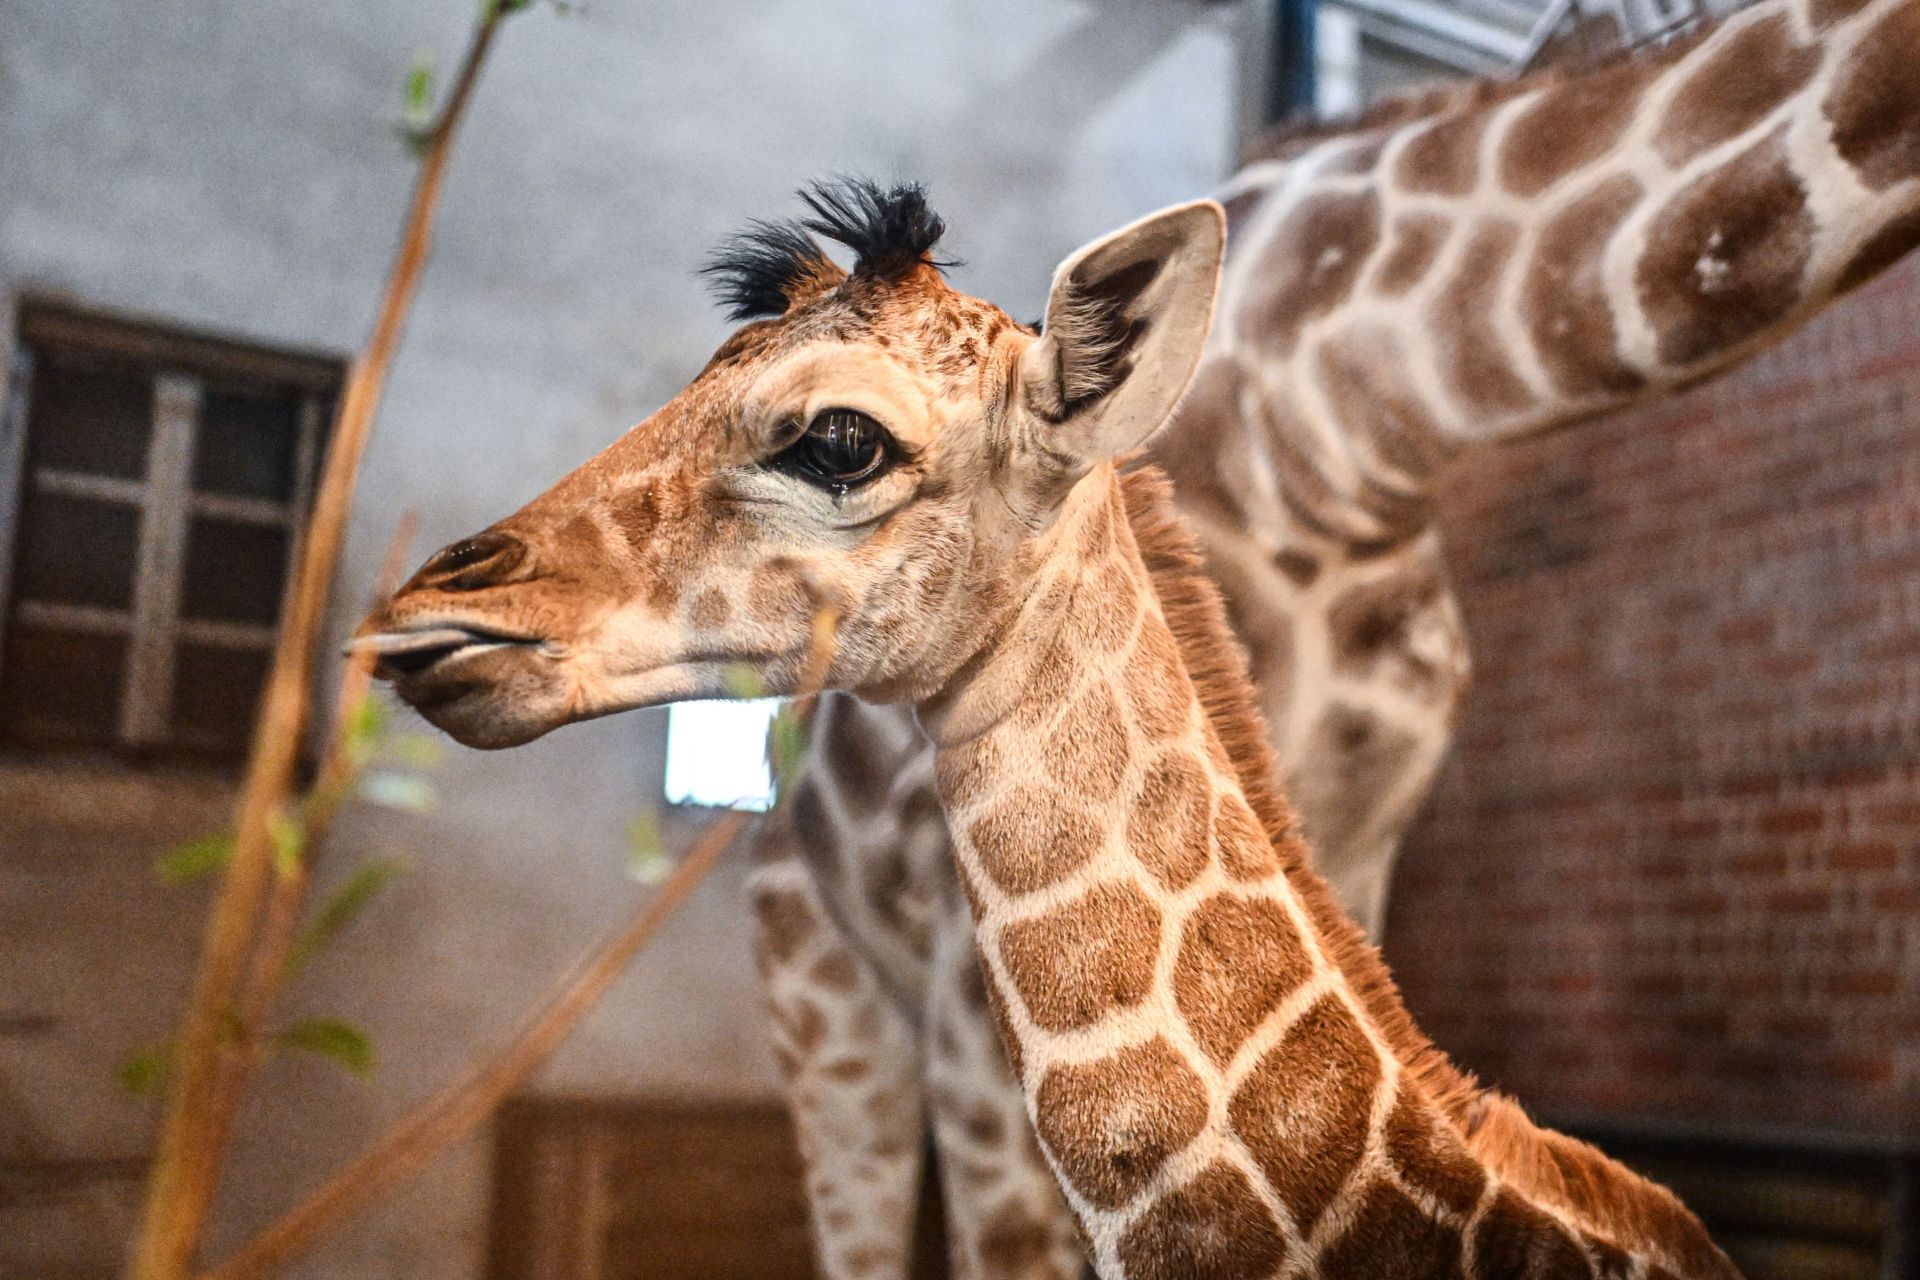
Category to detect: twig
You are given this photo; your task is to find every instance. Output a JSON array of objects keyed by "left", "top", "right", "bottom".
[{"left": 127, "top": 15, "right": 510, "bottom": 1279}]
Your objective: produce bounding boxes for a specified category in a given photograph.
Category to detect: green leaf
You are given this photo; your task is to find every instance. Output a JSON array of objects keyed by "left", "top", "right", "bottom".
[
  {"left": 341, "top": 694, "right": 391, "bottom": 768},
  {"left": 275, "top": 1018, "right": 374, "bottom": 1077},
  {"left": 287, "top": 857, "right": 408, "bottom": 976},
  {"left": 721, "top": 664, "right": 768, "bottom": 700},
  {"left": 268, "top": 809, "right": 306, "bottom": 877},
  {"left": 769, "top": 706, "right": 807, "bottom": 790},
  {"left": 358, "top": 771, "right": 437, "bottom": 813},
  {"left": 385, "top": 732, "right": 442, "bottom": 770},
  {"left": 625, "top": 809, "right": 673, "bottom": 884},
  {"left": 116, "top": 1042, "right": 172, "bottom": 1097},
  {"left": 155, "top": 834, "right": 233, "bottom": 885},
  {"left": 403, "top": 49, "right": 435, "bottom": 128}
]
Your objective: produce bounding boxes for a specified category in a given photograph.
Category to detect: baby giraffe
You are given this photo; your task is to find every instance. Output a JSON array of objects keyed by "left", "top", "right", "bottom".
[{"left": 356, "top": 181, "right": 1738, "bottom": 1279}]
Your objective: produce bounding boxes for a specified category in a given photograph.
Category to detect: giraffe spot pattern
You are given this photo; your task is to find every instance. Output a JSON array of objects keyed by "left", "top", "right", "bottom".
[
  {"left": 978, "top": 1201, "right": 1058, "bottom": 1275},
  {"left": 688, "top": 586, "right": 731, "bottom": 631},
  {"left": 1383, "top": 1086, "right": 1487, "bottom": 1215},
  {"left": 1172, "top": 894, "right": 1314, "bottom": 1067},
  {"left": 1371, "top": 212, "right": 1453, "bottom": 296},
  {"left": 1227, "top": 996, "right": 1378, "bottom": 1235},
  {"left": 1838, "top": 209, "right": 1920, "bottom": 296},
  {"left": 1806, "top": 0, "right": 1872, "bottom": 29},
  {"left": 1823, "top": 2, "right": 1920, "bottom": 191},
  {"left": 1396, "top": 113, "right": 1488, "bottom": 197},
  {"left": 1522, "top": 174, "right": 1647, "bottom": 397},
  {"left": 1213, "top": 790, "right": 1279, "bottom": 881},
  {"left": 1432, "top": 219, "right": 1531, "bottom": 415},
  {"left": 1048, "top": 679, "right": 1130, "bottom": 801},
  {"left": 966, "top": 788, "right": 1105, "bottom": 896},
  {"left": 1582, "top": 1231, "right": 1637, "bottom": 1278},
  {"left": 998, "top": 881, "right": 1162, "bottom": 1033},
  {"left": 1236, "top": 191, "right": 1383, "bottom": 359},
  {"left": 1319, "top": 1178, "right": 1464, "bottom": 1279},
  {"left": 1032, "top": 1036, "right": 1208, "bottom": 1210},
  {"left": 1498, "top": 60, "right": 1659, "bottom": 197},
  {"left": 1288, "top": 705, "right": 1422, "bottom": 858},
  {"left": 1124, "top": 622, "right": 1193, "bottom": 741},
  {"left": 1471, "top": 1188, "right": 1599, "bottom": 1279},
  {"left": 1127, "top": 750, "right": 1214, "bottom": 891},
  {"left": 1018, "top": 634, "right": 1080, "bottom": 728},
  {"left": 809, "top": 950, "right": 860, "bottom": 993},
  {"left": 1315, "top": 329, "right": 1456, "bottom": 481},
  {"left": 1064, "top": 557, "right": 1141, "bottom": 654},
  {"left": 747, "top": 562, "right": 811, "bottom": 627},
  {"left": 1655, "top": 13, "right": 1819, "bottom": 167},
  {"left": 752, "top": 887, "right": 819, "bottom": 965},
  {"left": 1117, "top": 1161, "right": 1288, "bottom": 1280},
  {"left": 1638, "top": 128, "right": 1814, "bottom": 367}
]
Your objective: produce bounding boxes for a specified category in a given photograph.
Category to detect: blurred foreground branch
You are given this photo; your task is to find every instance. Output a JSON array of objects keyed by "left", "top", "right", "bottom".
[{"left": 127, "top": 11, "right": 516, "bottom": 1279}]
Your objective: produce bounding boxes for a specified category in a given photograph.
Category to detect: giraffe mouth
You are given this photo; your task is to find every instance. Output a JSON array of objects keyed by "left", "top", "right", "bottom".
[{"left": 347, "top": 624, "right": 545, "bottom": 680}]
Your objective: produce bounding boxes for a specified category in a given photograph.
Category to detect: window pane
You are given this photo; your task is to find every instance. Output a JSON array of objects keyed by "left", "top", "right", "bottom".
[
  {"left": 170, "top": 642, "right": 270, "bottom": 754},
  {"left": 193, "top": 386, "right": 304, "bottom": 501},
  {"left": 0, "top": 626, "right": 126, "bottom": 746},
  {"left": 28, "top": 355, "right": 153, "bottom": 480},
  {"left": 180, "top": 517, "right": 289, "bottom": 626},
  {"left": 12, "top": 491, "right": 141, "bottom": 610},
  {"left": 663, "top": 699, "right": 781, "bottom": 812}
]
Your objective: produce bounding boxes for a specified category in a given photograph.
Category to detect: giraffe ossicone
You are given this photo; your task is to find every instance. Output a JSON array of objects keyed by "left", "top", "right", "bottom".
[{"left": 358, "top": 178, "right": 1740, "bottom": 1279}]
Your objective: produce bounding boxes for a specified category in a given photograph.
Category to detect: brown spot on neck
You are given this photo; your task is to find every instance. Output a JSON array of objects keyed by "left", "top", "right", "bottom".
[
  {"left": 1235, "top": 191, "right": 1382, "bottom": 359},
  {"left": 1396, "top": 112, "right": 1487, "bottom": 196},
  {"left": 1498, "top": 59, "right": 1660, "bottom": 197},
  {"left": 1638, "top": 127, "right": 1813, "bottom": 366},
  {"left": 1655, "top": 13, "right": 1819, "bottom": 167},
  {"left": 1522, "top": 174, "right": 1648, "bottom": 397},
  {"left": 1823, "top": 2, "right": 1920, "bottom": 191},
  {"left": 1431, "top": 218, "right": 1532, "bottom": 414}
]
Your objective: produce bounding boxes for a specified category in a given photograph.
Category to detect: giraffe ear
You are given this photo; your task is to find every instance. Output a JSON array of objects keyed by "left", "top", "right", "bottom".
[{"left": 1019, "top": 200, "right": 1225, "bottom": 468}]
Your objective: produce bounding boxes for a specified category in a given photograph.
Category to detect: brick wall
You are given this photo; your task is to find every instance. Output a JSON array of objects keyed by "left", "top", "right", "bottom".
[{"left": 1385, "top": 258, "right": 1920, "bottom": 1139}]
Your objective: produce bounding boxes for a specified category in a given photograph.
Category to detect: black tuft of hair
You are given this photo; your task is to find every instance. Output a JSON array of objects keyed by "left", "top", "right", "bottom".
[
  {"left": 798, "top": 176, "right": 951, "bottom": 279},
  {"left": 698, "top": 177, "right": 952, "bottom": 322},
  {"left": 699, "top": 219, "right": 833, "bottom": 323}
]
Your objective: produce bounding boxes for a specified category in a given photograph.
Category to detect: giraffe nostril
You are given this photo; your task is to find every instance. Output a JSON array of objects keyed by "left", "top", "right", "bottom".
[{"left": 414, "top": 530, "right": 529, "bottom": 592}]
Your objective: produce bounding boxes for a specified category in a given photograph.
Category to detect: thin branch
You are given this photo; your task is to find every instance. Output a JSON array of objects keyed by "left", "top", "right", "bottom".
[{"left": 127, "top": 15, "right": 510, "bottom": 1279}]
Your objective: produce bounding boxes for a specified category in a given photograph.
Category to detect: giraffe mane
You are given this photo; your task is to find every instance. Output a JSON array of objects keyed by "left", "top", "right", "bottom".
[
  {"left": 1118, "top": 465, "right": 1725, "bottom": 1269},
  {"left": 1241, "top": 15, "right": 1724, "bottom": 166},
  {"left": 700, "top": 176, "right": 951, "bottom": 322}
]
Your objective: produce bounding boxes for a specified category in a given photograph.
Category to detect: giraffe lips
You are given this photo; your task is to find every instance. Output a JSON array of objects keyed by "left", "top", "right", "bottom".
[{"left": 347, "top": 625, "right": 542, "bottom": 680}]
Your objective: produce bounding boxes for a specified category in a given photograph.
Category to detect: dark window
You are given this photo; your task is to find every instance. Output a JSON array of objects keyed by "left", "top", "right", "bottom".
[{"left": 0, "top": 302, "right": 342, "bottom": 760}]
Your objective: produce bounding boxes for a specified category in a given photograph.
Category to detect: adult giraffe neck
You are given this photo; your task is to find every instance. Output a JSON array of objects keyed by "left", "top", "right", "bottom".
[
  {"left": 918, "top": 466, "right": 1737, "bottom": 1280},
  {"left": 1162, "top": 0, "right": 1920, "bottom": 558}
]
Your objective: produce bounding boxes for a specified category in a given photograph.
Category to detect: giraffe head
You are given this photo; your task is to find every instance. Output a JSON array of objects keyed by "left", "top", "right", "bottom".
[{"left": 355, "top": 181, "right": 1225, "bottom": 747}]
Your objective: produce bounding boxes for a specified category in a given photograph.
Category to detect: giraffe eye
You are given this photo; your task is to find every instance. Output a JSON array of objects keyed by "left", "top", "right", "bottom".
[{"left": 774, "top": 408, "right": 893, "bottom": 491}]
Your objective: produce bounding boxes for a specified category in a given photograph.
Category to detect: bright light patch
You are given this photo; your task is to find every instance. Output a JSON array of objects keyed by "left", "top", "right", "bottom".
[{"left": 664, "top": 698, "right": 782, "bottom": 812}]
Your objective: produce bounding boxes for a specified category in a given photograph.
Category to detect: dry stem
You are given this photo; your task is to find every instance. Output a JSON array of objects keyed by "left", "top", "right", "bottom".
[{"left": 127, "top": 16, "right": 508, "bottom": 1279}]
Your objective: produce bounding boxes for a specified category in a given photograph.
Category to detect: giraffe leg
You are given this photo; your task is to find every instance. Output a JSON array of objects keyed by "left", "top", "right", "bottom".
[
  {"left": 923, "top": 891, "right": 1085, "bottom": 1280},
  {"left": 749, "top": 845, "right": 925, "bottom": 1280}
]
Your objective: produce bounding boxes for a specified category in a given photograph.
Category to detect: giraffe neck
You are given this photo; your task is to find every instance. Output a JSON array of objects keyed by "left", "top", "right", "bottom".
[
  {"left": 1163, "top": 0, "right": 1920, "bottom": 555},
  {"left": 919, "top": 467, "right": 1736, "bottom": 1279}
]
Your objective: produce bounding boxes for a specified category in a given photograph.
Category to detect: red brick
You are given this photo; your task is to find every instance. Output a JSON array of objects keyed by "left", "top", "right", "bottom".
[{"left": 1828, "top": 841, "right": 1897, "bottom": 871}]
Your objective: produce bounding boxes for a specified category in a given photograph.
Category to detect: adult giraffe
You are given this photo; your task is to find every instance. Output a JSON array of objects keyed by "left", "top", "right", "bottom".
[
  {"left": 351, "top": 184, "right": 1745, "bottom": 1277},
  {"left": 740, "top": 0, "right": 1920, "bottom": 1274}
]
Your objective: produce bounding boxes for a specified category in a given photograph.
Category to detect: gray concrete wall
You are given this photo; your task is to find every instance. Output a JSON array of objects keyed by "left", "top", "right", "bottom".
[{"left": 0, "top": 1, "right": 1239, "bottom": 1275}]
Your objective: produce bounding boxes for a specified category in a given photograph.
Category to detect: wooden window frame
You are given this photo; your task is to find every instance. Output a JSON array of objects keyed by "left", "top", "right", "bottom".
[{"left": 0, "top": 298, "right": 345, "bottom": 759}]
